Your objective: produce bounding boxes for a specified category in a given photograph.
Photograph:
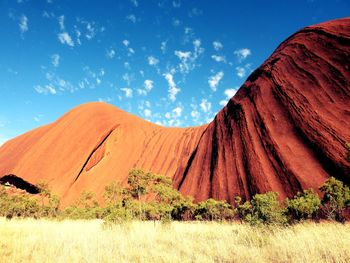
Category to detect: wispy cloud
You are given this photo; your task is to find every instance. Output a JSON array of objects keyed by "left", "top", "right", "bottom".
[
  {"left": 219, "top": 88, "right": 238, "bottom": 106},
  {"left": 58, "top": 32, "right": 74, "bottom": 47},
  {"left": 213, "top": 41, "right": 223, "bottom": 51},
  {"left": 164, "top": 73, "right": 180, "bottom": 102},
  {"left": 200, "top": 99, "right": 211, "bottom": 113},
  {"left": 164, "top": 105, "right": 183, "bottom": 126},
  {"left": 137, "top": 79, "right": 154, "bottom": 96},
  {"left": 160, "top": 40, "right": 167, "bottom": 54},
  {"left": 148, "top": 56, "right": 159, "bottom": 66},
  {"left": 234, "top": 48, "right": 251, "bottom": 61},
  {"left": 144, "top": 79, "right": 153, "bottom": 91},
  {"left": 51, "top": 54, "right": 60, "bottom": 67},
  {"left": 236, "top": 64, "right": 251, "bottom": 78},
  {"left": 208, "top": 71, "right": 224, "bottom": 91},
  {"left": 106, "top": 48, "right": 116, "bottom": 59},
  {"left": 34, "top": 84, "right": 57, "bottom": 95},
  {"left": 126, "top": 14, "right": 137, "bottom": 23},
  {"left": 174, "top": 39, "right": 204, "bottom": 76},
  {"left": 58, "top": 15, "right": 65, "bottom": 30},
  {"left": 121, "top": 87, "right": 133, "bottom": 98},
  {"left": 19, "top": 15, "right": 28, "bottom": 34},
  {"left": 211, "top": 55, "right": 226, "bottom": 63}
]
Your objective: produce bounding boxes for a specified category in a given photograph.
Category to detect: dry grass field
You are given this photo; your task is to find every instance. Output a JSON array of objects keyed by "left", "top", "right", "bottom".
[{"left": 0, "top": 218, "right": 350, "bottom": 263}]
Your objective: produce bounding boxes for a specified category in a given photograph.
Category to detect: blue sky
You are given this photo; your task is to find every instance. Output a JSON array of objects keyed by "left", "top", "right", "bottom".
[{"left": 0, "top": 0, "right": 349, "bottom": 145}]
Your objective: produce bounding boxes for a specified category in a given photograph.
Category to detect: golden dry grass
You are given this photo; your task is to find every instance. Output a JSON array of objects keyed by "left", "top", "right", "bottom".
[{"left": 0, "top": 218, "right": 349, "bottom": 263}]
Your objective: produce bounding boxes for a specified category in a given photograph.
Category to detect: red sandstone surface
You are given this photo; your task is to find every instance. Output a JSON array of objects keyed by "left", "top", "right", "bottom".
[{"left": 0, "top": 18, "right": 349, "bottom": 205}]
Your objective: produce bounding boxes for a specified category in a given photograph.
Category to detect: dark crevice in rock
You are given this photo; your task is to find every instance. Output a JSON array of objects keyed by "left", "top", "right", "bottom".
[
  {"left": 74, "top": 125, "right": 119, "bottom": 182},
  {"left": 0, "top": 174, "right": 40, "bottom": 194}
]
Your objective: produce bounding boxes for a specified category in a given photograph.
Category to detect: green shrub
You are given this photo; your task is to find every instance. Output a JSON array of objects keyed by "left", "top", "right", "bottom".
[
  {"left": 236, "top": 192, "right": 287, "bottom": 225},
  {"left": 194, "top": 198, "right": 235, "bottom": 221},
  {"left": 285, "top": 189, "right": 321, "bottom": 221},
  {"left": 320, "top": 177, "right": 350, "bottom": 222}
]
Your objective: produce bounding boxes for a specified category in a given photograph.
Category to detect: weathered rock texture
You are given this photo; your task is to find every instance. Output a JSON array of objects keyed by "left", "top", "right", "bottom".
[{"left": 0, "top": 18, "right": 349, "bottom": 205}]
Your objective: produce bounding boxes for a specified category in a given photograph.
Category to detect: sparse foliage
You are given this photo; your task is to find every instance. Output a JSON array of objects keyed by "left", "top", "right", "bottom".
[{"left": 285, "top": 189, "right": 321, "bottom": 221}]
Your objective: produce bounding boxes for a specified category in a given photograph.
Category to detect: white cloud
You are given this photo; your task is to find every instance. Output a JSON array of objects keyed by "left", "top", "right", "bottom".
[
  {"left": 164, "top": 73, "right": 180, "bottom": 102},
  {"left": 219, "top": 100, "right": 227, "bottom": 106},
  {"left": 75, "top": 28, "right": 82, "bottom": 45},
  {"left": 34, "top": 84, "right": 57, "bottom": 95},
  {"left": 126, "top": 14, "right": 136, "bottom": 23},
  {"left": 148, "top": 56, "right": 159, "bottom": 66},
  {"left": 164, "top": 105, "right": 183, "bottom": 127},
  {"left": 175, "top": 50, "right": 191, "bottom": 60},
  {"left": 200, "top": 99, "right": 211, "bottom": 113},
  {"left": 172, "top": 106, "right": 182, "bottom": 117},
  {"left": 106, "top": 48, "right": 116, "bottom": 59},
  {"left": 144, "top": 79, "right": 153, "bottom": 91},
  {"left": 160, "top": 40, "right": 167, "bottom": 53},
  {"left": 127, "top": 47, "right": 135, "bottom": 55},
  {"left": 213, "top": 41, "right": 223, "bottom": 51},
  {"left": 58, "top": 32, "right": 74, "bottom": 47},
  {"left": 236, "top": 66, "right": 246, "bottom": 78},
  {"left": 234, "top": 48, "right": 251, "bottom": 61},
  {"left": 58, "top": 15, "right": 65, "bottom": 30},
  {"left": 174, "top": 39, "right": 204, "bottom": 76},
  {"left": 122, "top": 73, "right": 133, "bottom": 85},
  {"left": 224, "top": 88, "right": 237, "bottom": 99},
  {"left": 219, "top": 88, "right": 238, "bottom": 106},
  {"left": 208, "top": 71, "right": 224, "bottom": 91},
  {"left": 122, "top": 39, "right": 130, "bottom": 47},
  {"left": 121, "top": 87, "right": 133, "bottom": 98},
  {"left": 19, "top": 15, "right": 28, "bottom": 34},
  {"left": 85, "top": 22, "right": 96, "bottom": 39},
  {"left": 191, "top": 110, "right": 200, "bottom": 119},
  {"left": 144, "top": 109, "right": 152, "bottom": 118},
  {"left": 137, "top": 80, "right": 154, "bottom": 96},
  {"left": 51, "top": 54, "right": 60, "bottom": 67},
  {"left": 211, "top": 55, "right": 226, "bottom": 63}
]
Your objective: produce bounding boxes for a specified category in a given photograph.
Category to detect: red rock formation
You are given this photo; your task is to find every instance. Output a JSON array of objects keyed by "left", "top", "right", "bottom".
[
  {"left": 0, "top": 102, "right": 206, "bottom": 205},
  {"left": 0, "top": 18, "right": 349, "bottom": 205},
  {"left": 174, "top": 17, "right": 350, "bottom": 203}
]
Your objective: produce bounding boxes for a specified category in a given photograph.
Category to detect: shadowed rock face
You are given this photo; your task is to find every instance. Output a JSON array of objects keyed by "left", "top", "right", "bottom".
[
  {"left": 0, "top": 18, "right": 349, "bottom": 205},
  {"left": 173, "top": 18, "right": 350, "bottom": 203}
]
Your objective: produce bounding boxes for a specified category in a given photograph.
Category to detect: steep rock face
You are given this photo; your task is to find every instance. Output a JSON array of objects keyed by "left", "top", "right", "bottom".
[
  {"left": 0, "top": 18, "right": 349, "bottom": 205},
  {"left": 173, "top": 18, "right": 350, "bottom": 203}
]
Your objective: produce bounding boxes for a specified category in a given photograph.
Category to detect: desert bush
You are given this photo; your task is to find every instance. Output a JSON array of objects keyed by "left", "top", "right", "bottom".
[
  {"left": 320, "top": 177, "right": 350, "bottom": 222},
  {"left": 194, "top": 198, "right": 235, "bottom": 221},
  {"left": 62, "top": 191, "right": 103, "bottom": 220},
  {"left": 171, "top": 196, "right": 195, "bottom": 220},
  {"left": 236, "top": 192, "right": 287, "bottom": 225},
  {"left": 285, "top": 189, "right": 321, "bottom": 221}
]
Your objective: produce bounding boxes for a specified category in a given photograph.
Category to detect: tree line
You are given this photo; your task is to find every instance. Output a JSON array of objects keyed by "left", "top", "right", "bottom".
[{"left": 0, "top": 168, "right": 349, "bottom": 225}]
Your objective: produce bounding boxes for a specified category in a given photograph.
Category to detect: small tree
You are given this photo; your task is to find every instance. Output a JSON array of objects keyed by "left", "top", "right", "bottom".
[
  {"left": 104, "top": 181, "right": 124, "bottom": 205},
  {"left": 127, "top": 168, "right": 154, "bottom": 219},
  {"left": 320, "top": 177, "right": 350, "bottom": 222},
  {"left": 285, "top": 189, "right": 321, "bottom": 221},
  {"left": 236, "top": 192, "right": 287, "bottom": 225}
]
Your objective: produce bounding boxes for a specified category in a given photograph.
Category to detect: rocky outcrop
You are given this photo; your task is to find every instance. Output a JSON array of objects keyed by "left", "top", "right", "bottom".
[
  {"left": 0, "top": 18, "right": 349, "bottom": 205},
  {"left": 173, "top": 18, "right": 350, "bottom": 203}
]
